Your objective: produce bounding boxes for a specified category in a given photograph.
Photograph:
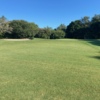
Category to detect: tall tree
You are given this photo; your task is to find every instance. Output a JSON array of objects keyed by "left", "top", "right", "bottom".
[
  {"left": 91, "top": 14, "right": 100, "bottom": 23},
  {"left": 0, "top": 16, "right": 12, "bottom": 38},
  {"left": 66, "top": 20, "right": 83, "bottom": 38},
  {"left": 50, "top": 30, "right": 65, "bottom": 39},
  {"left": 35, "top": 28, "right": 52, "bottom": 39},
  {"left": 56, "top": 24, "right": 67, "bottom": 32},
  {"left": 90, "top": 22, "right": 100, "bottom": 39},
  {"left": 9, "top": 20, "right": 38, "bottom": 39},
  {"left": 81, "top": 16, "right": 90, "bottom": 27}
]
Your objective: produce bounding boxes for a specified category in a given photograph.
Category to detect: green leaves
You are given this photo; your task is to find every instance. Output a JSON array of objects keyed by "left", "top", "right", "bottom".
[
  {"left": 50, "top": 30, "right": 65, "bottom": 39},
  {"left": 0, "top": 16, "right": 12, "bottom": 38},
  {"left": 9, "top": 20, "right": 38, "bottom": 39}
]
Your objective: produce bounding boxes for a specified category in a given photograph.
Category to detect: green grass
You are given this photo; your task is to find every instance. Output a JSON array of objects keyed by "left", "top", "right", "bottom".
[{"left": 0, "top": 39, "right": 100, "bottom": 100}]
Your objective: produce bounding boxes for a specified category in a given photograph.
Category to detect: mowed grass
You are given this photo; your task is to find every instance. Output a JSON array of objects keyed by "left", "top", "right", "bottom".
[{"left": 0, "top": 39, "right": 100, "bottom": 100}]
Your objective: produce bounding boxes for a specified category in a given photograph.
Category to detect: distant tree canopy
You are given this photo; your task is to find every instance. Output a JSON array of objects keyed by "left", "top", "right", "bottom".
[
  {"left": 0, "top": 14, "right": 100, "bottom": 39},
  {"left": 56, "top": 24, "right": 66, "bottom": 32},
  {"left": 9, "top": 20, "right": 38, "bottom": 39},
  {"left": 66, "top": 14, "right": 100, "bottom": 39},
  {"left": 35, "top": 26, "right": 66, "bottom": 39},
  {"left": 91, "top": 14, "right": 100, "bottom": 23},
  {"left": 35, "top": 27, "right": 52, "bottom": 39},
  {"left": 0, "top": 16, "right": 12, "bottom": 38},
  {"left": 66, "top": 20, "right": 83, "bottom": 38},
  {"left": 50, "top": 30, "right": 65, "bottom": 39}
]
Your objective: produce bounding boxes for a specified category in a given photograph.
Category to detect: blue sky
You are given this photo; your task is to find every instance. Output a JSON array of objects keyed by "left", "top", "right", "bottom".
[{"left": 0, "top": 0, "right": 100, "bottom": 28}]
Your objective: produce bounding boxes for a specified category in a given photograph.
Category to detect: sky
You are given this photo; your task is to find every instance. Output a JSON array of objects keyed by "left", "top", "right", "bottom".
[{"left": 0, "top": 0, "right": 100, "bottom": 28}]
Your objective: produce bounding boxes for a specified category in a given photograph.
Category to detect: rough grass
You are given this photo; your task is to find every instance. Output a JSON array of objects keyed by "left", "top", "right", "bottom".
[{"left": 0, "top": 39, "right": 100, "bottom": 100}]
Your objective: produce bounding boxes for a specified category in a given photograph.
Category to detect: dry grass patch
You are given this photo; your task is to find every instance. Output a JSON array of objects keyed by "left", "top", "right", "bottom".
[{"left": 2, "top": 39, "right": 30, "bottom": 41}]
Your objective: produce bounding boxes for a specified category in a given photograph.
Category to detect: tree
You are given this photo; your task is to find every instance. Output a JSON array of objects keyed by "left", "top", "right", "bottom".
[
  {"left": 81, "top": 16, "right": 90, "bottom": 27},
  {"left": 56, "top": 24, "right": 67, "bottom": 32},
  {"left": 91, "top": 14, "right": 100, "bottom": 23},
  {"left": 35, "top": 27, "right": 52, "bottom": 39},
  {"left": 90, "top": 22, "right": 100, "bottom": 39},
  {"left": 0, "top": 16, "right": 12, "bottom": 38},
  {"left": 66, "top": 20, "right": 83, "bottom": 38},
  {"left": 9, "top": 20, "right": 38, "bottom": 39},
  {"left": 81, "top": 16, "right": 90, "bottom": 24},
  {"left": 50, "top": 30, "right": 65, "bottom": 39}
]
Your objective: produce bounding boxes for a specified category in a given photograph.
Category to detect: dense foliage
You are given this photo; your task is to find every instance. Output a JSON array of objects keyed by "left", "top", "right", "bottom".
[
  {"left": 0, "top": 16, "right": 12, "bottom": 38},
  {"left": 0, "top": 14, "right": 100, "bottom": 39},
  {"left": 35, "top": 27, "right": 52, "bottom": 39},
  {"left": 50, "top": 30, "right": 65, "bottom": 39},
  {"left": 66, "top": 15, "right": 100, "bottom": 39},
  {"left": 35, "top": 27, "right": 65, "bottom": 39},
  {"left": 9, "top": 20, "right": 38, "bottom": 39}
]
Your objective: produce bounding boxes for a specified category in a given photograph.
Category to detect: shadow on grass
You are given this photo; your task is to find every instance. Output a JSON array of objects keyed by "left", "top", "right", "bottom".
[
  {"left": 84, "top": 39, "right": 100, "bottom": 46},
  {"left": 84, "top": 39, "right": 100, "bottom": 60},
  {"left": 90, "top": 56, "right": 100, "bottom": 60}
]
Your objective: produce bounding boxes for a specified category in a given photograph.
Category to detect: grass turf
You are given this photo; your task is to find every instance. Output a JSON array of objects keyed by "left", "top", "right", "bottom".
[{"left": 0, "top": 39, "right": 100, "bottom": 100}]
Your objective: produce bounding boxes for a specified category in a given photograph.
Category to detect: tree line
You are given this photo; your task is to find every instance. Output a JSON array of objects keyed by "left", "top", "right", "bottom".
[{"left": 0, "top": 14, "right": 100, "bottom": 39}]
